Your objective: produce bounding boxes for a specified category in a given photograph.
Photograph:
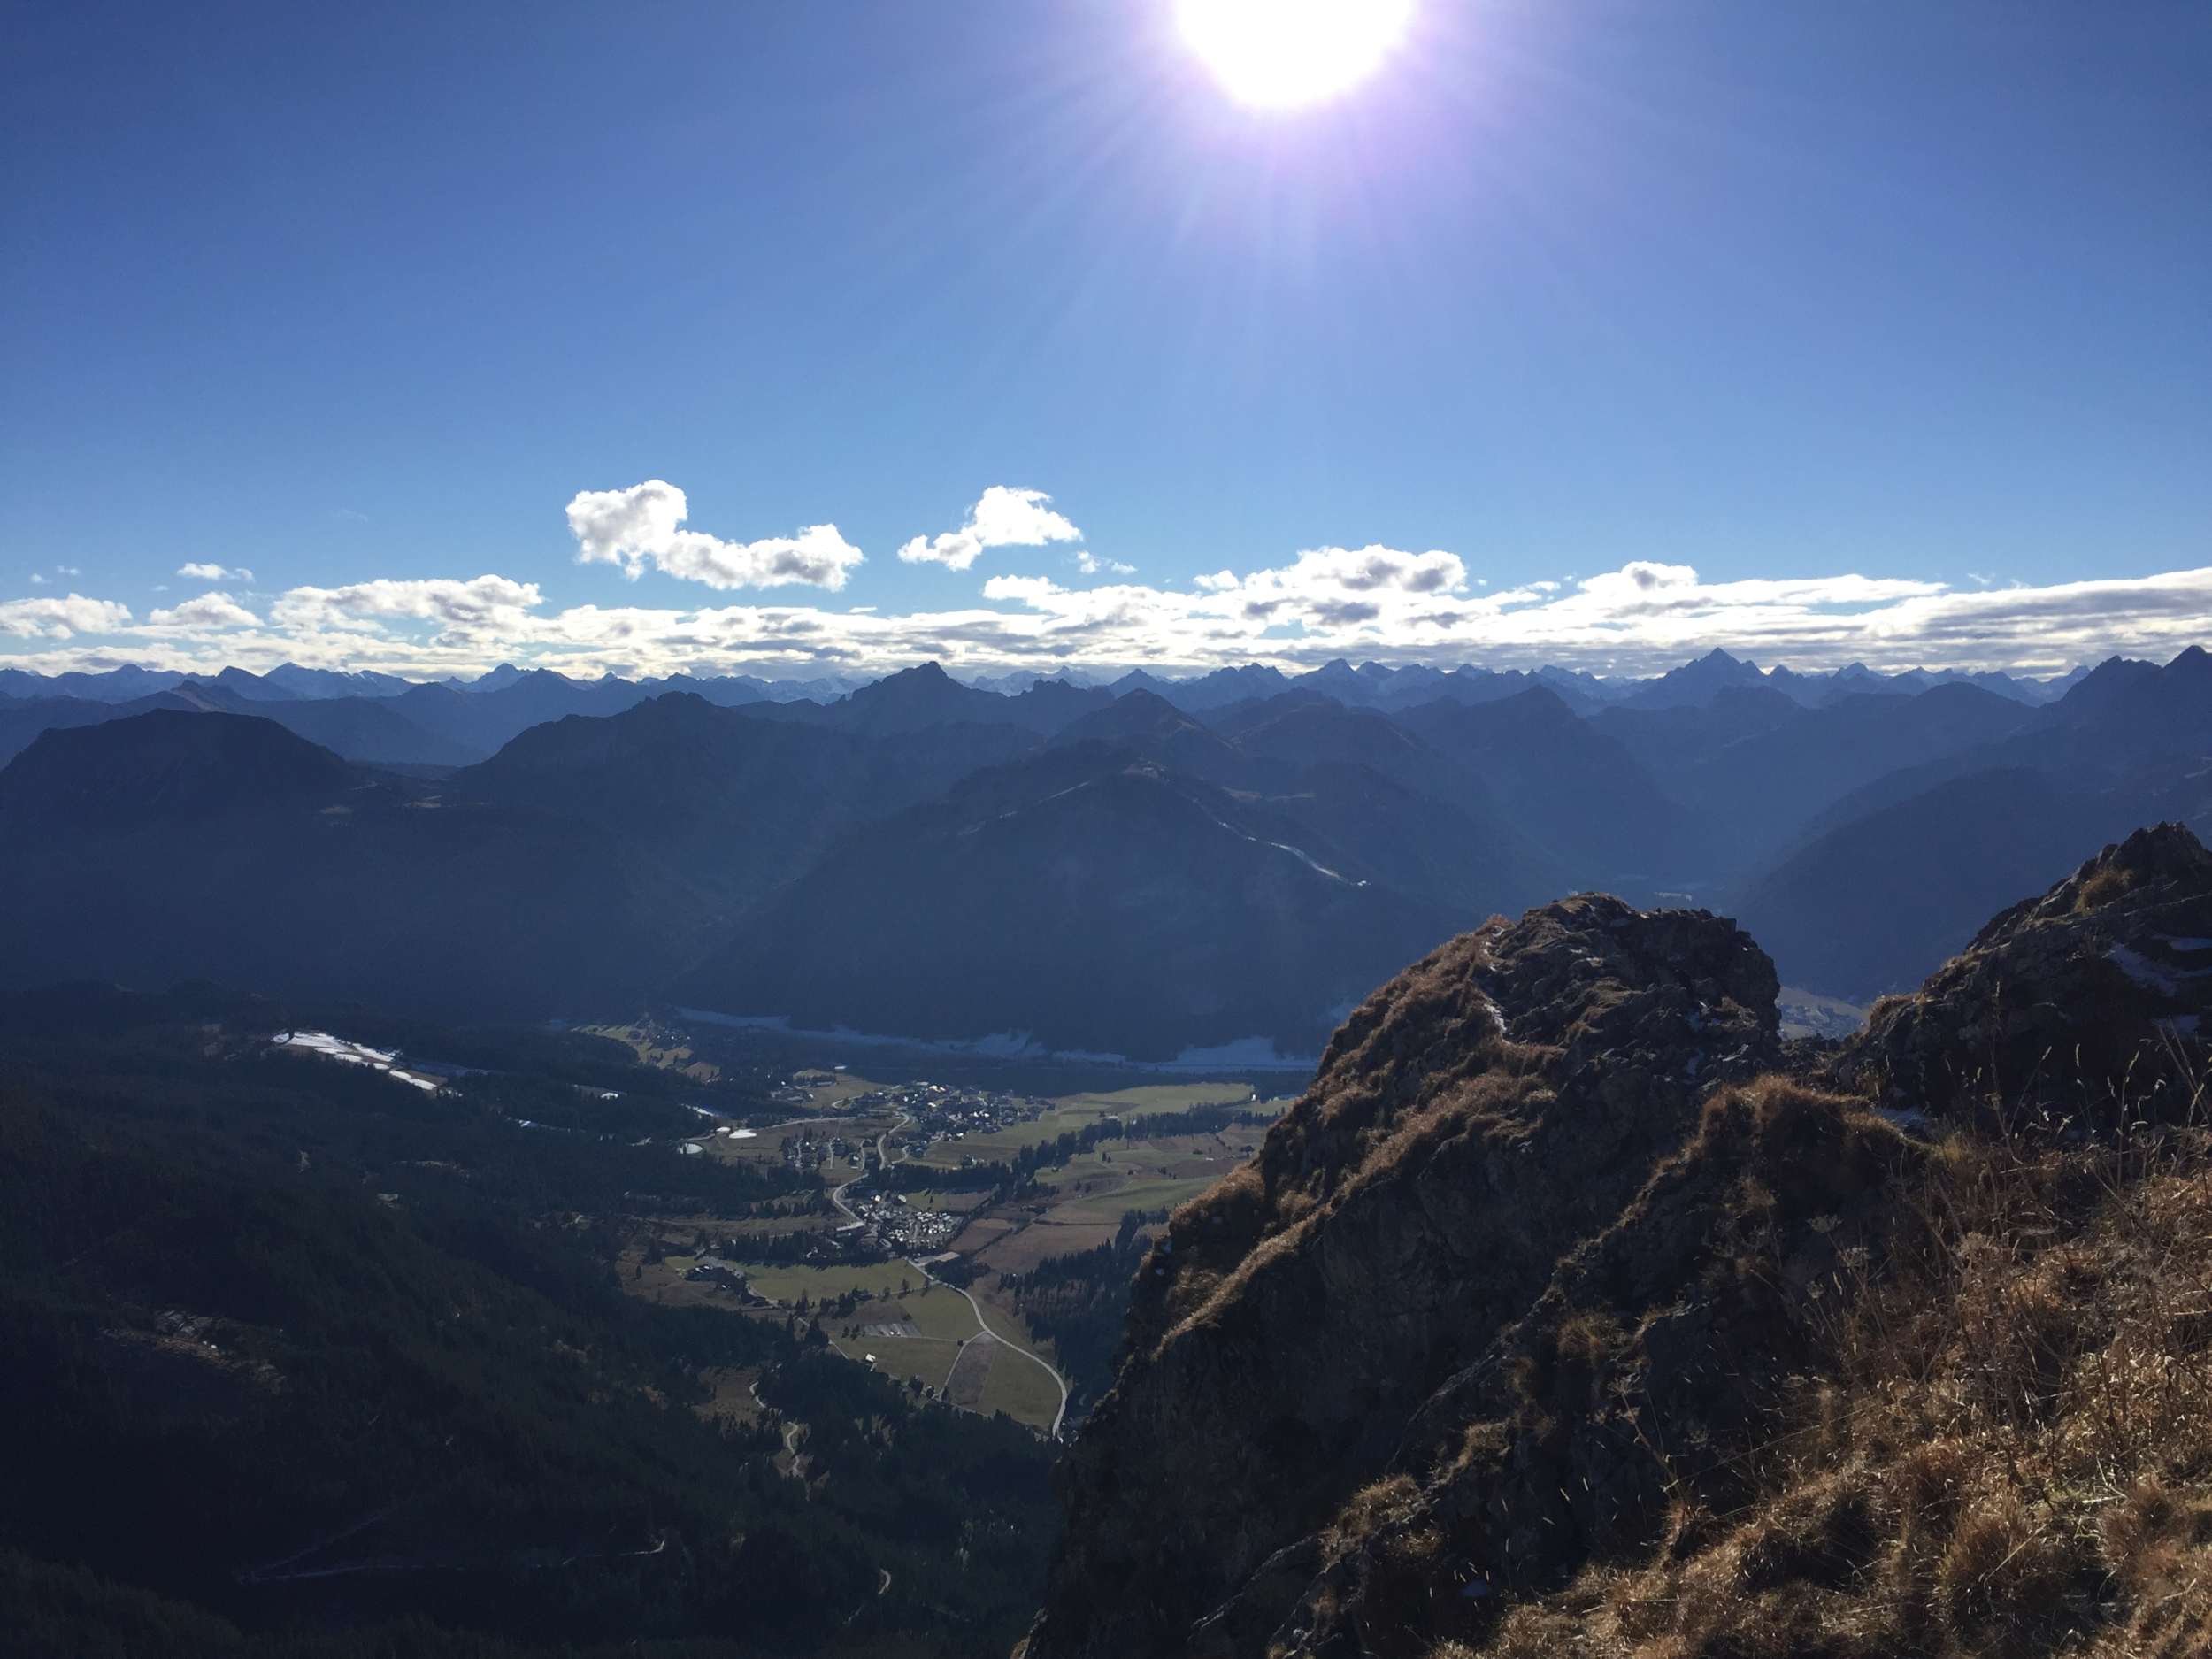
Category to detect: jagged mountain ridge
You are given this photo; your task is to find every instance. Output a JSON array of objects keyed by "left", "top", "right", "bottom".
[
  {"left": 1733, "top": 649, "right": 2212, "bottom": 995},
  {"left": 1025, "top": 825, "right": 2212, "bottom": 1659},
  {"left": 3, "top": 649, "right": 2208, "bottom": 1049}
]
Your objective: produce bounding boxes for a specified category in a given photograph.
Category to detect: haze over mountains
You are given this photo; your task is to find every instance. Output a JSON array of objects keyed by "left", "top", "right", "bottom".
[{"left": 1, "top": 647, "right": 2203, "bottom": 1057}]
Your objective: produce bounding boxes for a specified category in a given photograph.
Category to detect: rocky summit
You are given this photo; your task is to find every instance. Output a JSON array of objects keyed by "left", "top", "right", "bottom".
[
  {"left": 1024, "top": 826, "right": 2212, "bottom": 1659},
  {"left": 1835, "top": 821, "right": 2212, "bottom": 1129}
]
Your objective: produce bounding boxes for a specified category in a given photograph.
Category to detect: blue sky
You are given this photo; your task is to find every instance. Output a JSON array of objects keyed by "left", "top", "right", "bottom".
[{"left": 4, "top": 1, "right": 2208, "bottom": 679}]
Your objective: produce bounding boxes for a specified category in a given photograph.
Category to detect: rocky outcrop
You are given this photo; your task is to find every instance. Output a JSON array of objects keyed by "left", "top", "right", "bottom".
[
  {"left": 1833, "top": 821, "right": 2212, "bottom": 1127},
  {"left": 1024, "top": 895, "right": 1783, "bottom": 1657},
  {"left": 1025, "top": 828, "right": 2212, "bottom": 1659}
]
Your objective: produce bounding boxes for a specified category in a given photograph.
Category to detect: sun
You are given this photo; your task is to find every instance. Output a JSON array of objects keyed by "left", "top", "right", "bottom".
[{"left": 1177, "top": 0, "right": 1417, "bottom": 110}]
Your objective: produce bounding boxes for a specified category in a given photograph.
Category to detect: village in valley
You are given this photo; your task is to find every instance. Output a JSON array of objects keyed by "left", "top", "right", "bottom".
[
  {"left": 588, "top": 1018, "right": 1288, "bottom": 1440},
  {"left": 265, "top": 1008, "right": 1292, "bottom": 1439}
]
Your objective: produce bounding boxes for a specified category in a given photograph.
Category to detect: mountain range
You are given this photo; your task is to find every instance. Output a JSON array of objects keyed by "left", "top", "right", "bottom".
[{"left": 0, "top": 648, "right": 2203, "bottom": 1054}]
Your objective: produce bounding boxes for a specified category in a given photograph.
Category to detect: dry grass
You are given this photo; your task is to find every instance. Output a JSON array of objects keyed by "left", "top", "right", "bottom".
[
  {"left": 1471, "top": 1103, "right": 2212, "bottom": 1659},
  {"left": 2073, "top": 864, "right": 2137, "bottom": 912}
]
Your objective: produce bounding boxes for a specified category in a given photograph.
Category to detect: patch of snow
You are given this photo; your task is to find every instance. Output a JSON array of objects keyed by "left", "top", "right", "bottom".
[
  {"left": 274, "top": 1030, "right": 442, "bottom": 1093},
  {"left": 680, "top": 1142, "right": 704, "bottom": 1156},
  {"left": 1202, "top": 810, "right": 1358, "bottom": 886},
  {"left": 281, "top": 1030, "right": 397, "bottom": 1066},
  {"left": 2109, "top": 945, "right": 2180, "bottom": 995}
]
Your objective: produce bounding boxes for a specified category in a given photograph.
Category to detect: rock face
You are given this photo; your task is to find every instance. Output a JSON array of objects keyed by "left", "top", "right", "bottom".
[
  {"left": 1834, "top": 821, "right": 2212, "bottom": 1127},
  {"left": 1025, "top": 895, "right": 1785, "bottom": 1657},
  {"left": 1024, "top": 826, "right": 2212, "bottom": 1659}
]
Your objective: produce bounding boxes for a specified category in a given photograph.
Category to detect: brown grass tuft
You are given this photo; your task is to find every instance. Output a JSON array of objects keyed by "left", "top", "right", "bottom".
[
  {"left": 1428, "top": 1093, "right": 2212, "bottom": 1656},
  {"left": 1328, "top": 1475, "right": 1422, "bottom": 1556},
  {"left": 2073, "top": 864, "right": 2136, "bottom": 911}
]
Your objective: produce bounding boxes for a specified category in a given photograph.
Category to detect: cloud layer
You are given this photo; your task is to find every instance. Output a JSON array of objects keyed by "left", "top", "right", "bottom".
[
  {"left": 12, "top": 555, "right": 2209, "bottom": 687},
  {"left": 566, "top": 480, "right": 864, "bottom": 591},
  {"left": 899, "top": 487, "right": 1084, "bottom": 571},
  {"left": 9, "top": 481, "right": 2209, "bottom": 684}
]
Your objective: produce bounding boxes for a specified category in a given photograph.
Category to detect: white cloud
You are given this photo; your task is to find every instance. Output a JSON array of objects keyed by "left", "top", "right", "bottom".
[
  {"left": 898, "top": 486, "right": 1084, "bottom": 571},
  {"left": 270, "top": 575, "right": 544, "bottom": 636},
  {"left": 179, "top": 562, "right": 253, "bottom": 582},
  {"left": 566, "top": 480, "right": 864, "bottom": 591},
  {"left": 27, "top": 572, "right": 44, "bottom": 585},
  {"left": 0, "top": 594, "right": 134, "bottom": 640},
  {"left": 148, "top": 591, "right": 260, "bottom": 630},
  {"left": 4, "top": 483, "right": 2209, "bottom": 689}
]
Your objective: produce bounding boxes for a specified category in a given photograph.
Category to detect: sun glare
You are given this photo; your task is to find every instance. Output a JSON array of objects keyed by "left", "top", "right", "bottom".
[{"left": 1177, "top": 0, "right": 1417, "bottom": 110}]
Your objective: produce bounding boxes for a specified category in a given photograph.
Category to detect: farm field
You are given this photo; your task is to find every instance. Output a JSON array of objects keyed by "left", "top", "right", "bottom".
[
  {"left": 737, "top": 1258, "right": 932, "bottom": 1304},
  {"left": 824, "top": 1285, "right": 982, "bottom": 1393},
  {"left": 690, "top": 1109, "right": 900, "bottom": 1166},
  {"left": 1046, "top": 1173, "right": 1222, "bottom": 1226},
  {"left": 970, "top": 1131, "right": 1256, "bottom": 1270},
  {"left": 978, "top": 1347, "right": 1066, "bottom": 1426},
  {"left": 951, "top": 1212, "right": 1020, "bottom": 1254},
  {"left": 621, "top": 1248, "right": 777, "bottom": 1313},
  {"left": 944, "top": 1333, "right": 995, "bottom": 1408},
  {"left": 580, "top": 1021, "right": 721, "bottom": 1081},
  {"left": 687, "top": 1133, "right": 787, "bottom": 1166},
  {"left": 838, "top": 1332, "right": 961, "bottom": 1392},
  {"left": 618, "top": 1237, "right": 1067, "bottom": 1431},
  {"left": 907, "top": 1081, "right": 1263, "bottom": 1169},
  {"left": 1033, "top": 1129, "right": 1257, "bottom": 1193},
  {"left": 974, "top": 1221, "right": 1121, "bottom": 1275},
  {"left": 790, "top": 1069, "right": 893, "bottom": 1109},
  {"left": 969, "top": 1279, "right": 1057, "bottom": 1362}
]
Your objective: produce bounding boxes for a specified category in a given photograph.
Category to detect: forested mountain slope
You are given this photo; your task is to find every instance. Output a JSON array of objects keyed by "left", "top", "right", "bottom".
[{"left": 0, "top": 991, "right": 1057, "bottom": 1657}]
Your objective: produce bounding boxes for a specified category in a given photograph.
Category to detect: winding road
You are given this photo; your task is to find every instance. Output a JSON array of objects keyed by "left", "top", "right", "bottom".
[{"left": 829, "top": 1113, "right": 1071, "bottom": 1440}]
